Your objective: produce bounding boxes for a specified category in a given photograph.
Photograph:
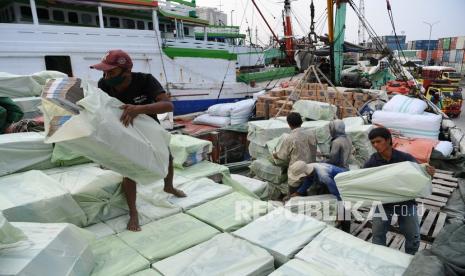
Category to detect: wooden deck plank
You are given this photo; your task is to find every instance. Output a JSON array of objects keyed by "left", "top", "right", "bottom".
[
  {"left": 416, "top": 198, "right": 446, "bottom": 208},
  {"left": 432, "top": 184, "right": 455, "bottom": 192},
  {"left": 391, "top": 214, "right": 398, "bottom": 226},
  {"left": 420, "top": 210, "right": 437, "bottom": 236},
  {"left": 435, "top": 169, "right": 454, "bottom": 175},
  {"left": 433, "top": 173, "right": 458, "bottom": 182},
  {"left": 390, "top": 234, "right": 405, "bottom": 250},
  {"left": 357, "top": 228, "right": 371, "bottom": 241},
  {"left": 432, "top": 212, "right": 447, "bottom": 238},
  {"left": 424, "top": 194, "right": 449, "bottom": 203},
  {"left": 432, "top": 187, "right": 452, "bottom": 197},
  {"left": 432, "top": 179, "right": 458, "bottom": 188}
]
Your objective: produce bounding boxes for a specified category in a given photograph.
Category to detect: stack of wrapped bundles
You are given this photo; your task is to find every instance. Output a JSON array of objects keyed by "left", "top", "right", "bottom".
[
  {"left": 169, "top": 134, "right": 212, "bottom": 169},
  {"left": 193, "top": 99, "right": 256, "bottom": 127}
]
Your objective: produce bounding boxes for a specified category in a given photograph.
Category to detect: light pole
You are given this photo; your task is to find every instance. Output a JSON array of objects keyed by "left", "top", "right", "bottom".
[
  {"left": 423, "top": 20, "right": 439, "bottom": 64},
  {"left": 230, "top": 10, "right": 235, "bottom": 26}
]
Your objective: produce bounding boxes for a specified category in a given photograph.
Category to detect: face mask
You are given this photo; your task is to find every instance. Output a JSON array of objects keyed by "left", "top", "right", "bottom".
[{"left": 104, "top": 70, "right": 126, "bottom": 87}]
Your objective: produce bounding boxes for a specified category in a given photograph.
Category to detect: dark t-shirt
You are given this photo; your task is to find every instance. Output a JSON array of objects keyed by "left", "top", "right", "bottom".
[
  {"left": 98, "top": 72, "right": 165, "bottom": 122},
  {"left": 364, "top": 148, "right": 418, "bottom": 206}
]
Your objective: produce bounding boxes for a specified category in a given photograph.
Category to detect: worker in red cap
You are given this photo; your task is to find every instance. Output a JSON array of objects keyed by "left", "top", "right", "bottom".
[{"left": 91, "top": 49, "right": 186, "bottom": 231}]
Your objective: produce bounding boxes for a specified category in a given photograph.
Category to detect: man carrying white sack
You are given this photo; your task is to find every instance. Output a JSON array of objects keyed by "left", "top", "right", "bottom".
[
  {"left": 91, "top": 49, "right": 186, "bottom": 232},
  {"left": 365, "top": 127, "right": 435, "bottom": 254}
]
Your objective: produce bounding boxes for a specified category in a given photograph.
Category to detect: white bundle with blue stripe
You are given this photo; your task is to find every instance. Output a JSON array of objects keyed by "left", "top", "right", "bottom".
[
  {"left": 372, "top": 111, "right": 441, "bottom": 139},
  {"left": 382, "top": 95, "right": 427, "bottom": 114}
]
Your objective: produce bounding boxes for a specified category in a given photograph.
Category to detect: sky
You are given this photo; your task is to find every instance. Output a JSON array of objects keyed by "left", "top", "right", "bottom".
[{"left": 195, "top": 0, "right": 465, "bottom": 46}]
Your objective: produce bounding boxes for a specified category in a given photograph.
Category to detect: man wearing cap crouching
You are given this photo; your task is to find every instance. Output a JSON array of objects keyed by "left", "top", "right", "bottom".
[{"left": 91, "top": 49, "right": 186, "bottom": 232}]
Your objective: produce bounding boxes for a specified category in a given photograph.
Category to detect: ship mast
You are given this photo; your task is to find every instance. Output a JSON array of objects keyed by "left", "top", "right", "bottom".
[{"left": 283, "top": 0, "right": 294, "bottom": 59}]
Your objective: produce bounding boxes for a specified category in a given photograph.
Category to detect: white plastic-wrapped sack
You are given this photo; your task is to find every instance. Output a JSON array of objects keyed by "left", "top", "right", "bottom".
[
  {"left": 207, "top": 102, "right": 235, "bottom": 116},
  {"left": 0, "top": 132, "right": 55, "bottom": 176},
  {"left": 0, "top": 71, "right": 66, "bottom": 98},
  {"left": 133, "top": 269, "right": 162, "bottom": 276},
  {"left": 152, "top": 233, "right": 275, "bottom": 276},
  {"left": 372, "top": 111, "right": 441, "bottom": 139},
  {"left": 248, "top": 119, "right": 290, "bottom": 146},
  {"left": 174, "top": 161, "right": 230, "bottom": 182},
  {"left": 248, "top": 142, "right": 270, "bottom": 159},
  {"left": 285, "top": 194, "right": 338, "bottom": 226},
  {"left": 12, "top": 96, "right": 42, "bottom": 119},
  {"left": 269, "top": 259, "right": 342, "bottom": 276},
  {"left": 435, "top": 141, "right": 453, "bottom": 157},
  {"left": 90, "top": 235, "right": 150, "bottom": 276},
  {"left": 301, "top": 120, "right": 332, "bottom": 156},
  {"left": 167, "top": 178, "right": 233, "bottom": 210},
  {"left": 231, "top": 174, "right": 268, "bottom": 197},
  {"left": 118, "top": 213, "right": 219, "bottom": 263},
  {"left": 193, "top": 114, "right": 230, "bottom": 127},
  {"left": 250, "top": 158, "right": 287, "bottom": 184},
  {"left": 382, "top": 95, "right": 427, "bottom": 114},
  {"left": 48, "top": 166, "right": 127, "bottom": 225},
  {"left": 335, "top": 161, "right": 432, "bottom": 207},
  {"left": 51, "top": 144, "right": 92, "bottom": 167},
  {"left": 187, "top": 192, "right": 269, "bottom": 232},
  {"left": 233, "top": 208, "right": 326, "bottom": 265},
  {"left": 0, "top": 170, "right": 87, "bottom": 226},
  {"left": 292, "top": 100, "right": 337, "bottom": 120},
  {"left": 103, "top": 196, "right": 181, "bottom": 233},
  {"left": 0, "top": 222, "right": 95, "bottom": 276},
  {"left": 343, "top": 116, "right": 364, "bottom": 128},
  {"left": 169, "top": 134, "right": 212, "bottom": 168},
  {"left": 0, "top": 212, "right": 26, "bottom": 248},
  {"left": 41, "top": 78, "right": 171, "bottom": 185},
  {"left": 295, "top": 227, "right": 413, "bottom": 276},
  {"left": 230, "top": 99, "right": 255, "bottom": 125},
  {"left": 84, "top": 222, "right": 115, "bottom": 240},
  {"left": 345, "top": 125, "right": 375, "bottom": 166}
]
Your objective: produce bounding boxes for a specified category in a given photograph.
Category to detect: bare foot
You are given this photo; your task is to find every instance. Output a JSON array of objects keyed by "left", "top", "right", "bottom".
[
  {"left": 164, "top": 187, "right": 187, "bottom": 197},
  {"left": 127, "top": 212, "right": 141, "bottom": 232}
]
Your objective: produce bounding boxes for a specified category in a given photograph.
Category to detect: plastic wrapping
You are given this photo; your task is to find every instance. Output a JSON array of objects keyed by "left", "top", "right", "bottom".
[
  {"left": 51, "top": 144, "right": 92, "bottom": 167},
  {"left": 250, "top": 158, "right": 287, "bottom": 184},
  {"left": 193, "top": 114, "right": 231, "bottom": 127},
  {"left": 84, "top": 222, "right": 116, "bottom": 240},
  {"left": 48, "top": 166, "right": 128, "bottom": 225},
  {"left": 0, "top": 170, "right": 87, "bottom": 226},
  {"left": 345, "top": 125, "right": 375, "bottom": 166},
  {"left": 285, "top": 194, "right": 338, "bottom": 226},
  {"left": 0, "top": 212, "right": 26, "bottom": 248},
  {"left": 292, "top": 100, "right": 338, "bottom": 120},
  {"left": 382, "top": 95, "right": 427, "bottom": 114},
  {"left": 335, "top": 161, "right": 432, "bottom": 207},
  {"left": 230, "top": 174, "right": 268, "bottom": 197},
  {"left": 41, "top": 78, "right": 171, "bottom": 185},
  {"left": 118, "top": 213, "right": 219, "bottom": 263},
  {"left": 132, "top": 269, "right": 163, "bottom": 276},
  {"left": 372, "top": 111, "right": 441, "bottom": 139},
  {"left": 248, "top": 141, "right": 270, "bottom": 159},
  {"left": 230, "top": 99, "right": 255, "bottom": 125},
  {"left": 295, "top": 227, "right": 413, "bottom": 276},
  {"left": 169, "top": 134, "right": 212, "bottom": 169},
  {"left": 435, "top": 141, "right": 454, "bottom": 157},
  {"left": 91, "top": 235, "right": 150, "bottom": 276},
  {"left": 0, "top": 132, "right": 55, "bottom": 177},
  {"left": 0, "top": 71, "right": 66, "bottom": 98},
  {"left": 174, "top": 161, "right": 230, "bottom": 181},
  {"left": 207, "top": 102, "right": 235, "bottom": 116},
  {"left": 0, "top": 222, "right": 95, "bottom": 276},
  {"left": 233, "top": 208, "right": 327, "bottom": 265},
  {"left": 12, "top": 96, "right": 42, "bottom": 119},
  {"left": 301, "top": 120, "right": 332, "bottom": 156},
  {"left": 342, "top": 116, "right": 364, "bottom": 128},
  {"left": 269, "top": 259, "right": 342, "bottom": 276},
  {"left": 247, "top": 119, "right": 290, "bottom": 146},
  {"left": 167, "top": 177, "right": 233, "bottom": 210},
  {"left": 152, "top": 233, "right": 275, "bottom": 276},
  {"left": 187, "top": 192, "right": 269, "bottom": 232}
]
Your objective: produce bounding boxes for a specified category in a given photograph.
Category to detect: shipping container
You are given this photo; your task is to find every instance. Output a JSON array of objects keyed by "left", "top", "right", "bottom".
[
  {"left": 432, "top": 49, "right": 443, "bottom": 60},
  {"left": 463, "top": 50, "right": 465, "bottom": 64},
  {"left": 443, "top": 50, "right": 450, "bottom": 62},
  {"left": 451, "top": 37, "right": 458, "bottom": 50},
  {"left": 413, "top": 40, "right": 438, "bottom": 50},
  {"left": 417, "top": 50, "right": 427, "bottom": 61},
  {"left": 457, "top": 36, "right": 465, "bottom": 50},
  {"left": 438, "top": 38, "right": 443, "bottom": 50},
  {"left": 443, "top": 37, "right": 451, "bottom": 50},
  {"left": 456, "top": 50, "right": 464, "bottom": 63},
  {"left": 450, "top": 50, "right": 457, "bottom": 63}
]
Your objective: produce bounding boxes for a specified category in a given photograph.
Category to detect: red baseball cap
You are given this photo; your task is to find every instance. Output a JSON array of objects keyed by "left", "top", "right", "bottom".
[{"left": 90, "top": 49, "right": 133, "bottom": 71}]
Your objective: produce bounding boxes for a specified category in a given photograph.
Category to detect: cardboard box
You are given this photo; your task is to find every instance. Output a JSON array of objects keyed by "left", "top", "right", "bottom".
[
  {"left": 341, "top": 107, "right": 358, "bottom": 118},
  {"left": 334, "top": 99, "right": 354, "bottom": 108},
  {"left": 269, "top": 89, "right": 284, "bottom": 98},
  {"left": 256, "top": 102, "right": 265, "bottom": 112},
  {"left": 327, "top": 90, "right": 338, "bottom": 99},
  {"left": 337, "top": 91, "right": 354, "bottom": 101},
  {"left": 256, "top": 110, "right": 266, "bottom": 118},
  {"left": 275, "top": 100, "right": 293, "bottom": 109},
  {"left": 299, "top": 96, "right": 318, "bottom": 101},
  {"left": 258, "top": 96, "right": 280, "bottom": 104},
  {"left": 300, "top": 89, "right": 317, "bottom": 98},
  {"left": 352, "top": 92, "right": 369, "bottom": 102},
  {"left": 315, "top": 83, "right": 328, "bottom": 92},
  {"left": 317, "top": 90, "right": 327, "bottom": 99},
  {"left": 354, "top": 100, "right": 366, "bottom": 109}
]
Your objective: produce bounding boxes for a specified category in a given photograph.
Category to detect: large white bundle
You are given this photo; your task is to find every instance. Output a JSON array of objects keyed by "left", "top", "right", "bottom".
[
  {"left": 285, "top": 194, "right": 338, "bottom": 226},
  {"left": 169, "top": 134, "right": 212, "bottom": 169},
  {"left": 0, "top": 170, "right": 87, "bottom": 226},
  {"left": 0, "top": 222, "right": 95, "bottom": 276},
  {"left": 0, "top": 71, "right": 66, "bottom": 98},
  {"left": 345, "top": 125, "right": 375, "bottom": 166},
  {"left": 295, "top": 227, "right": 413, "bottom": 276},
  {"left": 231, "top": 174, "right": 268, "bottom": 196},
  {"left": 193, "top": 113, "right": 230, "bottom": 127},
  {"left": 343, "top": 116, "right": 364, "bottom": 128},
  {"left": 133, "top": 269, "right": 162, "bottom": 276},
  {"left": 84, "top": 222, "right": 115, "bottom": 240},
  {"left": 382, "top": 95, "right": 427, "bottom": 114},
  {"left": 12, "top": 96, "right": 42, "bottom": 118},
  {"left": 152, "top": 233, "right": 275, "bottom": 276},
  {"left": 233, "top": 208, "right": 326, "bottom": 265},
  {"left": 335, "top": 161, "right": 432, "bottom": 207},
  {"left": 90, "top": 235, "right": 150, "bottom": 276},
  {"left": 269, "top": 259, "right": 342, "bottom": 276},
  {"left": 292, "top": 100, "right": 337, "bottom": 120},
  {"left": 187, "top": 192, "right": 269, "bottom": 232},
  {"left": 174, "top": 161, "right": 230, "bottom": 181},
  {"left": 248, "top": 119, "right": 290, "bottom": 146},
  {"left": 248, "top": 142, "right": 270, "bottom": 159},
  {"left": 250, "top": 158, "right": 287, "bottom": 184},
  {"left": 118, "top": 213, "right": 219, "bottom": 263},
  {"left": 0, "top": 212, "right": 26, "bottom": 248},
  {"left": 207, "top": 102, "right": 235, "bottom": 116},
  {"left": 301, "top": 120, "right": 332, "bottom": 155},
  {"left": 0, "top": 132, "right": 55, "bottom": 177},
  {"left": 372, "top": 111, "right": 442, "bottom": 139},
  {"left": 41, "top": 78, "right": 171, "bottom": 185},
  {"left": 230, "top": 99, "right": 255, "bottom": 125},
  {"left": 168, "top": 177, "right": 233, "bottom": 210},
  {"left": 47, "top": 166, "right": 127, "bottom": 225},
  {"left": 435, "top": 141, "right": 453, "bottom": 157}
]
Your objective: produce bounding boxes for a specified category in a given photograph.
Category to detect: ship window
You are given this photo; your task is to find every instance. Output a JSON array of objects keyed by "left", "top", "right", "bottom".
[
  {"left": 81, "top": 13, "right": 93, "bottom": 25},
  {"left": 148, "top": 21, "right": 153, "bottom": 30},
  {"left": 95, "top": 15, "right": 108, "bottom": 27},
  {"left": 20, "top": 6, "right": 32, "bottom": 20},
  {"left": 37, "top": 8, "right": 49, "bottom": 22},
  {"left": 53, "top": 10, "right": 65, "bottom": 22},
  {"left": 0, "top": 10, "right": 6, "bottom": 23},
  {"left": 136, "top": 20, "right": 145, "bottom": 30},
  {"left": 122, "top": 18, "right": 135, "bottom": 29},
  {"left": 183, "top": 27, "right": 189, "bottom": 36},
  {"left": 45, "top": 56, "right": 73, "bottom": 77},
  {"left": 68, "top": 12, "right": 78, "bottom": 24},
  {"left": 10, "top": 7, "right": 15, "bottom": 22},
  {"left": 109, "top": 17, "right": 120, "bottom": 28}
]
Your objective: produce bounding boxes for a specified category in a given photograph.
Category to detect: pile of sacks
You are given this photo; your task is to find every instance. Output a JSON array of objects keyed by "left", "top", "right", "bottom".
[{"left": 193, "top": 99, "right": 256, "bottom": 127}]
